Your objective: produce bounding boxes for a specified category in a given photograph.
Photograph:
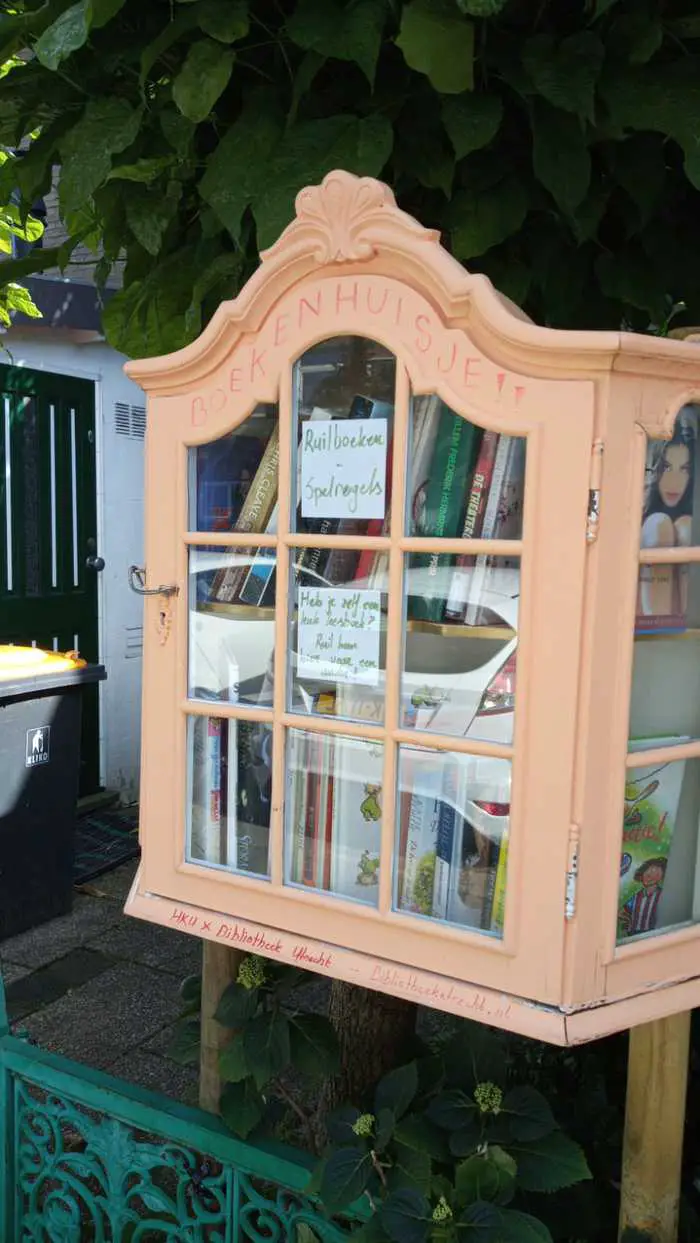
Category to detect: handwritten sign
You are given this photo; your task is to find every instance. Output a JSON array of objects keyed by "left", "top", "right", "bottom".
[
  {"left": 297, "top": 587, "right": 381, "bottom": 685},
  {"left": 300, "top": 418, "right": 388, "bottom": 519}
]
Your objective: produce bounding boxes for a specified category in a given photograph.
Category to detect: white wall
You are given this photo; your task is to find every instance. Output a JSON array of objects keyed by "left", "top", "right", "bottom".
[{"left": 6, "top": 330, "right": 145, "bottom": 803}]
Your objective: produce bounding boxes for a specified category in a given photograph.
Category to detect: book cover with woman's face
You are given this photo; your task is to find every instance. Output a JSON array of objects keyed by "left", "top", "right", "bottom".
[{"left": 637, "top": 405, "right": 699, "bottom": 631}]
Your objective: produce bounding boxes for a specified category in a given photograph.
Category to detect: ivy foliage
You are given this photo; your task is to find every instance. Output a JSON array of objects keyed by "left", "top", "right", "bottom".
[{"left": 2, "top": 0, "right": 700, "bottom": 355}]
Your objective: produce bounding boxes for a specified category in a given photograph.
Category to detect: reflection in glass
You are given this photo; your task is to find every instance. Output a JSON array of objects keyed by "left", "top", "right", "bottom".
[
  {"left": 292, "top": 336, "right": 396, "bottom": 535},
  {"left": 395, "top": 745, "right": 510, "bottom": 936},
  {"left": 188, "top": 404, "right": 278, "bottom": 534},
  {"left": 617, "top": 752, "right": 700, "bottom": 943},
  {"left": 186, "top": 714, "right": 271, "bottom": 877},
  {"left": 188, "top": 546, "right": 275, "bottom": 708},
  {"left": 285, "top": 728, "right": 383, "bottom": 907},
  {"left": 637, "top": 404, "right": 700, "bottom": 633},
  {"left": 288, "top": 553, "right": 389, "bottom": 722},
  {"left": 403, "top": 554, "right": 518, "bottom": 743}
]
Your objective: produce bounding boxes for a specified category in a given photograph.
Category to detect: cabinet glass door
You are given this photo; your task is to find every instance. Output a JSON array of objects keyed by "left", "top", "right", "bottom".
[{"left": 620, "top": 404, "right": 700, "bottom": 942}]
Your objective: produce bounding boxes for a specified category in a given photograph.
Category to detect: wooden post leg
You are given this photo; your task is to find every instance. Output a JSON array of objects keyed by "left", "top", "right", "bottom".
[
  {"left": 618, "top": 1010, "right": 691, "bottom": 1243},
  {"left": 199, "top": 940, "right": 243, "bottom": 1113}
]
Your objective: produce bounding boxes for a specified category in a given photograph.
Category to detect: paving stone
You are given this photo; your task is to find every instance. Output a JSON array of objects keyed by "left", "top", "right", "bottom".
[
  {"left": 104, "top": 1049, "right": 199, "bottom": 1105},
  {"left": 22, "top": 961, "right": 184, "bottom": 1070},
  {"left": 87, "top": 917, "right": 201, "bottom": 979},
  {"left": 0, "top": 895, "right": 122, "bottom": 970},
  {"left": 80, "top": 859, "right": 139, "bottom": 902},
  {"left": 4, "top": 947, "right": 112, "bottom": 1022},
  {"left": 0, "top": 960, "right": 30, "bottom": 986}
]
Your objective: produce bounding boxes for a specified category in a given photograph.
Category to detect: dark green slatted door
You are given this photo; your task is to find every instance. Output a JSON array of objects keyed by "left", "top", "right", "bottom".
[{"left": 0, "top": 365, "right": 101, "bottom": 795}]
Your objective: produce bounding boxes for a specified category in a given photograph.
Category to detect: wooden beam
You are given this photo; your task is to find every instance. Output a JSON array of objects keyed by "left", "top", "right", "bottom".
[
  {"left": 618, "top": 1010, "right": 691, "bottom": 1243},
  {"left": 199, "top": 940, "right": 243, "bottom": 1113}
]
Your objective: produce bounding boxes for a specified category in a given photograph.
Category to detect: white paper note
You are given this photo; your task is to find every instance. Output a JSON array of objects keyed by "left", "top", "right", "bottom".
[
  {"left": 300, "top": 418, "right": 388, "bottom": 520},
  {"left": 297, "top": 587, "right": 381, "bottom": 685}
]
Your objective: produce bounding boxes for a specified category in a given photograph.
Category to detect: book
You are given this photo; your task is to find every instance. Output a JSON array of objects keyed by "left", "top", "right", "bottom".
[
  {"left": 465, "top": 436, "right": 525, "bottom": 627},
  {"left": 490, "top": 829, "right": 509, "bottom": 933},
  {"left": 189, "top": 716, "right": 223, "bottom": 865},
  {"left": 398, "top": 750, "right": 442, "bottom": 914},
  {"left": 329, "top": 687, "right": 384, "bottom": 902},
  {"left": 409, "top": 402, "right": 482, "bottom": 623},
  {"left": 231, "top": 718, "right": 272, "bottom": 875},
  {"left": 636, "top": 407, "right": 698, "bottom": 633},
  {"left": 617, "top": 737, "right": 689, "bottom": 940},
  {"left": 287, "top": 730, "right": 309, "bottom": 885},
  {"left": 210, "top": 424, "right": 281, "bottom": 604},
  {"left": 432, "top": 757, "right": 460, "bottom": 919},
  {"left": 195, "top": 433, "right": 266, "bottom": 533},
  {"left": 444, "top": 429, "right": 500, "bottom": 622}
]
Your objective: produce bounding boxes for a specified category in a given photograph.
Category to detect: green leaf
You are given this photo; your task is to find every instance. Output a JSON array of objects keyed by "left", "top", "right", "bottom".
[
  {"left": 167, "top": 1017, "right": 200, "bottom": 1065},
  {"left": 428, "top": 1088, "right": 476, "bottom": 1131},
  {"left": 456, "top": 0, "right": 508, "bottom": 13},
  {"left": 614, "top": 134, "right": 666, "bottom": 228},
  {"left": 510, "top": 1132, "right": 592, "bottom": 1193},
  {"left": 395, "top": 1113, "right": 448, "bottom": 1160},
  {"left": 5, "top": 281, "right": 41, "bottom": 319},
  {"left": 288, "top": 1013, "right": 340, "bottom": 1079},
  {"left": 35, "top": 2, "right": 89, "bottom": 70},
  {"left": 140, "top": 6, "right": 200, "bottom": 83},
  {"left": 448, "top": 1118, "right": 482, "bottom": 1156},
  {"left": 501, "top": 1085, "right": 557, "bottom": 1142},
  {"left": 287, "top": 0, "right": 387, "bottom": 86},
  {"left": 214, "top": 980, "right": 259, "bottom": 1027},
  {"left": 374, "top": 1107, "right": 395, "bottom": 1151},
  {"left": 59, "top": 99, "right": 143, "bottom": 215},
  {"left": 595, "top": 247, "right": 666, "bottom": 319},
  {"left": 388, "top": 1143, "right": 431, "bottom": 1195},
  {"left": 102, "top": 245, "right": 201, "bottom": 356},
  {"left": 442, "top": 1025, "right": 506, "bottom": 1091},
  {"left": 497, "top": 1209, "right": 553, "bottom": 1243},
  {"left": 218, "top": 1032, "right": 249, "bottom": 1083},
  {"left": 449, "top": 176, "right": 528, "bottom": 259},
  {"left": 380, "top": 1188, "right": 431, "bottom": 1243},
  {"left": 375, "top": 1062, "right": 418, "bottom": 1120},
  {"left": 531, "top": 101, "right": 590, "bottom": 216},
  {"left": 396, "top": 0, "right": 475, "bottom": 95},
  {"left": 523, "top": 31, "right": 604, "bottom": 121},
  {"left": 109, "top": 157, "right": 176, "bottom": 184},
  {"left": 172, "top": 38, "right": 235, "bottom": 123},
  {"left": 289, "top": 49, "right": 326, "bottom": 125},
  {"left": 442, "top": 93, "right": 502, "bottom": 159},
  {"left": 601, "top": 61, "right": 700, "bottom": 187},
  {"left": 608, "top": 15, "right": 662, "bottom": 66},
  {"left": 179, "top": 974, "right": 201, "bottom": 1012},
  {"left": 326, "top": 1105, "right": 361, "bottom": 1145},
  {"left": 0, "top": 248, "right": 61, "bottom": 283},
  {"left": 454, "top": 1146, "right": 516, "bottom": 1207},
  {"left": 199, "top": 89, "right": 284, "bottom": 241},
  {"left": 219, "top": 1078, "right": 264, "bottom": 1138},
  {"left": 319, "top": 1147, "right": 372, "bottom": 1213},
  {"left": 126, "top": 185, "right": 181, "bottom": 255},
  {"left": 88, "top": 0, "right": 127, "bottom": 27},
  {"left": 458, "top": 1200, "right": 500, "bottom": 1241},
  {"left": 198, "top": 0, "right": 249, "bottom": 43},
  {"left": 160, "top": 108, "right": 196, "bottom": 157},
  {"left": 243, "top": 1012, "right": 291, "bottom": 1089},
  {"left": 252, "top": 113, "right": 392, "bottom": 249}
]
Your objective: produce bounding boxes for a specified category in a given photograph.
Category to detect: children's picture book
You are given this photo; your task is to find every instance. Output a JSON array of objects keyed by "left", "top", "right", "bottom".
[
  {"left": 636, "top": 405, "right": 698, "bottom": 633},
  {"left": 398, "top": 747, "right": 443, "bottom": 915},
  {"left": 617, "top": 737, "right": 689, "bottom": 940}
]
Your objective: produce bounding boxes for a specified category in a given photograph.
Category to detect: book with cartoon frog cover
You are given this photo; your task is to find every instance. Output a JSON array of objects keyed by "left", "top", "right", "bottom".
[{"left": 617, "top": 736, "right": 689, "bottom": 940}]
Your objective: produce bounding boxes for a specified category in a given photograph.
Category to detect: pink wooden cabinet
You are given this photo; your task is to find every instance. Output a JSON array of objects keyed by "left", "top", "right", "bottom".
[{"left": 124, "top": 170, "right": 700, "bottom": 1045}]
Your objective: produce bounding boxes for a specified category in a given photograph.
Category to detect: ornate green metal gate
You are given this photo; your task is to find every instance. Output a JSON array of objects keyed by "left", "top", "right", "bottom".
[{"left": 0, "top": 979, "right": 353, "bottom": 1242}]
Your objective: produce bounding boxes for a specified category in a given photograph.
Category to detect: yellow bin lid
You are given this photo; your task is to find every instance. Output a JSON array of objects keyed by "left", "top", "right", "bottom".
[{"left": 0, "top": 645, "right": 87, "bottom": 679}]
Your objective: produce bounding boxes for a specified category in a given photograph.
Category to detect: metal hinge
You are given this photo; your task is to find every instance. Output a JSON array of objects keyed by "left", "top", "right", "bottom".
[
  {"left": 586, "top": 439, "right": 604, "bottom": 544},
  {"left": 565, "top": 823, "right": 580, "bottom": 920}
]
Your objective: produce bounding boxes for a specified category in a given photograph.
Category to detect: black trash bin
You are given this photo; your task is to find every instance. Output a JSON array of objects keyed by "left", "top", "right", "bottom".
[{"left": 0, "top": 646, "right": 106, "bottom": 939}]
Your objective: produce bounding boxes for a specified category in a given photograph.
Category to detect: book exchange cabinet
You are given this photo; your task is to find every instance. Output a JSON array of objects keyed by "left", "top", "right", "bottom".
[{"left": 125, "top": 171, "right": 700, "bottom": 1045}]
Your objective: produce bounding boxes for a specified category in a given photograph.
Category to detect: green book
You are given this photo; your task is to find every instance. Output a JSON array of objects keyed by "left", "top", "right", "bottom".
[{"left": 409, "top": 403, "right": 481, "bottom": 623}]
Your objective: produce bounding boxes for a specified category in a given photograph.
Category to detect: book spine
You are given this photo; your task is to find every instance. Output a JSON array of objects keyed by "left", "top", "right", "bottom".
[
  {"left": 288, "top": 732, "right": 308, "bottom": 884},
  {"left": 444, "top": 430, "right": 500, "bottom": 621},
  {"left": 211, "top": 426, "right": 281, "bottom": 603},
  {"left": 407, "top": 395, "right": 442, "bottom": 533},
  {"left": 464, "top": 435, "right": 514, "bottom": 625},
  {"left": 399, "top": 789, "right": 439, "bottom": 914},
  {"left": 411, "top": 408, "right": 482, "bottom": 623},
  {"left": 206, "top": 717, "right": 223, "bottom": 864},
  {"left": 432, "top": 760, "right": 459, "bottom": 919},
  {"left": 490, "top": 832, "right": 508, "bottom": 932}
]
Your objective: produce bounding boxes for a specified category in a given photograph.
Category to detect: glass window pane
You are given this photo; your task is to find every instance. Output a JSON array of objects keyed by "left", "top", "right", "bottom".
[
  {"left": 188, "top": 403, "right": 278, "bottom": 533},
  {"left": 285, "top": 728, "right": 383, "bottom": 907},
  {"left": 186, "top": 714, "right": 271, "bottom": 877},
  {"left": 403, "top": 554, "right": 518, "bottom": 743},
  {"left": 189, "top": 546, "right": 275, "bottom": 708},
  {"left": 292, "top": 336, "right": 396, "bottom": 535},
  {"left": 395, "top": 745, "right": 510, "bottom": 937},
  {"left": 618, "top": 752, "right": 700, "bottom": 943},
  {"left": 639, "top": 404, "right": 700, "bottom": 561},
  {"left": 289, "top": 551, "right": 389, "bottom": 722},
  {"left": 406, "top": 398, "right": 526, "bottom": 542}
]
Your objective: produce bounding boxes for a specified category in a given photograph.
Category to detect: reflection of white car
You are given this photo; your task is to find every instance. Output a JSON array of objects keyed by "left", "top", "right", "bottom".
[{"left": 190, "top": 551, "right": 517, "bottom": 895}]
